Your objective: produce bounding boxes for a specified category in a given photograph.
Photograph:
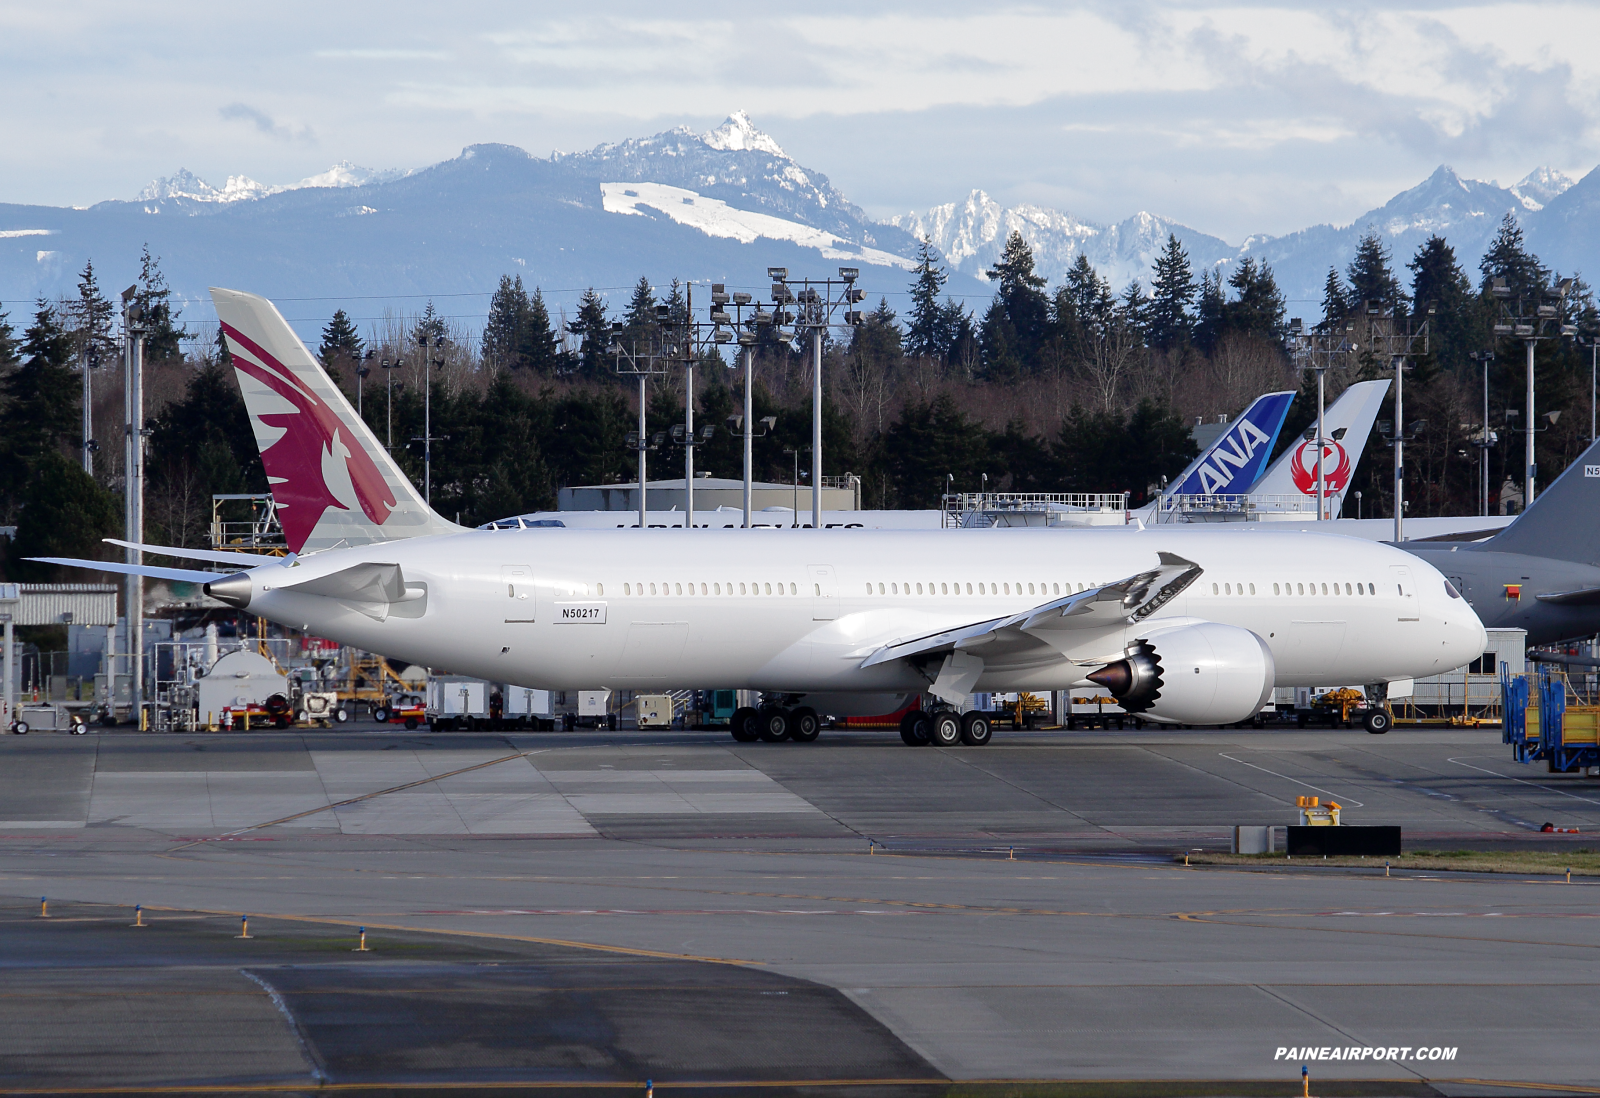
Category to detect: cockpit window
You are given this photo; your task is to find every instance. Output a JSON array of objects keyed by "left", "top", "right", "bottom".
[{"left": 1444, "top": 579, "right": 1462, "bottom": 599}]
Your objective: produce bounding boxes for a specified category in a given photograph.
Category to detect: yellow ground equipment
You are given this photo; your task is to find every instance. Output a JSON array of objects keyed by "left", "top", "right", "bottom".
[{"left": 1296, "top": 795, "right": 1341, "bottom": 826}]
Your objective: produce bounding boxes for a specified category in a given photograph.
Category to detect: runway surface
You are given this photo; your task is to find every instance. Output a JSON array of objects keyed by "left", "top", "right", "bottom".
[{"left": 2, "top": 725, "right": 1597, "bottom": 1094}]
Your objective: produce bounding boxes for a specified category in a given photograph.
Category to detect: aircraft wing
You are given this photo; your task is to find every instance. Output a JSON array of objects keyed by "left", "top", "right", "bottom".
[{"left": 858, "top": 553, "right": 1203, "bottom": 702}]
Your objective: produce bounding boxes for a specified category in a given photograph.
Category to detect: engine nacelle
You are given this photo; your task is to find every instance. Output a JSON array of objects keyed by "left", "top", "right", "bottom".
[{"left": 1087, "top": 622, "right": 1275, "bottom": 726}]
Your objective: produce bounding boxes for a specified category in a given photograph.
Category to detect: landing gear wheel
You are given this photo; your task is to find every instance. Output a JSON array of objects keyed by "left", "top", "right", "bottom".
[
  {"left": 898, "top": 711, "right": 931, "bottom": 746},
  {"left": 756, "top": 707, "right": 791, "bottom": 742},
  {"left": 789, "top": 706, "right": 821, "bottom": 742},
  {"left": 960, "top": 711, "right": 993, "bottom": 746},
  {"left": 730, "top": 706, "right": 759, "bottom": 742},
  {"left": 929, "top": 711, "right": 962, "bottom": 747},
  {"left": 1362, "top": 708, "right": 1391, "bottom": 735}
]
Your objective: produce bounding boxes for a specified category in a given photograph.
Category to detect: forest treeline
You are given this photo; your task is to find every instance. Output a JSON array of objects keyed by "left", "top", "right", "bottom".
[{"left": 2, "top": 214, "right": 1597, "bottom": 580}]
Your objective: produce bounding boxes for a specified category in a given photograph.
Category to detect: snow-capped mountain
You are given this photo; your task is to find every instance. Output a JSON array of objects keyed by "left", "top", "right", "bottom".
[
  {"left": 137, "top": 161, "right": 413, "bottom": 204},
  {"left": 892, "top": 190, "right": 1236, "bottom": 290},
  {"left": 1510, "top": 167, "right": 1577, "bottom": 211},
  {"left": 1, "top": 109, "right": 1597, "bottom": 343}
]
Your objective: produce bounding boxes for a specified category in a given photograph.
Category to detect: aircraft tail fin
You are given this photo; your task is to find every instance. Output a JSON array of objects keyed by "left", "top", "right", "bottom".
[
  {"left": 210, "top": 287, "right": 461, "bottom": 554},
  {"left": 1162, "top": 390, "right": 1295, "bottom": 500},
  {"left": 1480, "top": 439, "right": 1600, "bottom": 565},
  {"left": 1250, "top": 378, "right": 1391, "bottom": 517}
]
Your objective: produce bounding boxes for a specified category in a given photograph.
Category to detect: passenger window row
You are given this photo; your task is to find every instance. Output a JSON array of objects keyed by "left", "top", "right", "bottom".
[
  {"left": 861, "top": 581, "right": 1091, "bottom": 596},
  {"left": 621, "top": 581, "right": 802, "bottom": 596}
]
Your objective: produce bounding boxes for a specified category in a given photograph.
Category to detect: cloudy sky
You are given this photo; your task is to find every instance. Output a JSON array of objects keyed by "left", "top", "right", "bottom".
[{"left": 3, "top": 1, "right": 1597, "bottom": 241}]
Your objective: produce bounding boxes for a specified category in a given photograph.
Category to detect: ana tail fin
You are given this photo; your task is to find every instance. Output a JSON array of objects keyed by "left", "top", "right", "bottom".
[
  {"left": 1163, "top": 389, "right": 1295, "bottom": 498},
  {"left": 1481, "top": 438, "right": 1600, "bottom": 565},
  {"left": 210, "top": 287, "right": 460, "bottom": 553}
]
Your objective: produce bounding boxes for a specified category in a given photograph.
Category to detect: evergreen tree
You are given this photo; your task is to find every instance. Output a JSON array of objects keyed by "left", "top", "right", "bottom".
[
  {"left": 1119, "top": 280, "right": 1150, "bottom": 345},
  {"left": 412, "top": 301, "right": 448, "bottom": 347},
  {"left": 1479, "top": 213, "right": 1547, "bottom": 300},
  {"left": 662, "top": 279, "right": 689, "bottom": 330},
  {"left": 623, "top": 276, "right": 657, "bottom": 335},
  {"left": 520, "top": 288, "right": 561, "bottom": 374},
  {"left": 567, "top": 288, "right": 611, "bottom": 375},
  {"left": 0, "top": 302, "right": 80, "bottom": 531},
  {"left": 4, "top": 451, "right": 119, "bottom": 581},
  {"left": 0, "top": 307, "right": 18, "bottom": 371},
  {"left": 1146, "top": 233, "right": 1196, "bottom": 350},
  {"left": 980, "top": 230, "right": 1050, "bottom": 376},
  {"left": 318, "top": 309, "right": 364, "bottom": 366},
  {"left": 906, "top": 238, "right": 951, "bottom": 360},
  {"left": 1346, "top": 231, "right": 1407, "bottom": 314},
  {"left": 134, "top": 245, "right": 185, "bottom": 363},
  {"left": 482, "top": 274, "right": 531, "bottom": 370},
  {"left": 1316, "top": 266, "right": 1348, "bottom": 332},
  {"left": 213, "top": 324, "right": 233, "bottom": 367},
  {"left": 1193, "top": 269, "right": 1225, "bottom": 354},
  {"left": 1408, "top": 235, "right": 1475, "bottom": 365},
  {"left": 70, "top": 259, "right": 116, "bottom": 376},
  {"left": 1222, "top": 258, "right": 1288, "bottom": 345}
]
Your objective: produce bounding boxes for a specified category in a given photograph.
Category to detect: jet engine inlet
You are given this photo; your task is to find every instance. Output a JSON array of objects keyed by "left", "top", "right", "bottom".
[
  {"left": 1087, "top": 641, "right": 1162, "bottom": 712},
  {"left": 204, "top": 571, "right": 253, "bottom": 610}
]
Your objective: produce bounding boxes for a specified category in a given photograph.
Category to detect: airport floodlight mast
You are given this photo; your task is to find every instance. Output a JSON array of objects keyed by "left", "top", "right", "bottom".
[
  {"left": 1467, "top": 350, "right": 1498, "bottom": 518},
  {"left": 79, "top": 335, "right": 102, "bottom": 477},
  {"left": 608, "top": 321, "right": 671, "bottom": 532},
  {"left": 120, "top": 285, "right": 147, "bottom": 714},
  {"left": 1289, "top": 318, "right": 1354, "bottom": 520},
  {"left": 706, "top": 281, "right": 791, "bottom": 528},
  {"left": 1368, "top": 301, "right": 1430, "bottom": 543},
  {"left": 767, "top": 266, "right": 866, "bottom": 528},
  {"left": 381, "top": 356, "right": 403, "bottom": 451},
  {"left": 659, "top": 287, "right": 720, "bottom": 530},
  {"left": 355, "top": 350, "right": 373, "bottom": 419},
  {"left": 1491, "top": 275, "right": 1579, "bottom": 506},
  {"left": 411, "top": 334, "right": 450, "bottom": 505}
]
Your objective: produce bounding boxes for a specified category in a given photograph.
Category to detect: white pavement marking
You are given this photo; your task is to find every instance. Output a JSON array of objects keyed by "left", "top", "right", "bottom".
[
  {"left": 1449, "top": 755, "right": 1600, "bottom": 808},
  {"left": 1217, "top": 753, "right": 1366, "bottom": 807}
]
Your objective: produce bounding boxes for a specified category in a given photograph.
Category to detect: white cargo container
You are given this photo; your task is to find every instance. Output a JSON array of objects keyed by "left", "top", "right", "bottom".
[
  {"left": 504, "top": 686, "right": 551, "bottom": 719},
  {"left": 635, "top": 694, "right": 675, "bottom": 728}
]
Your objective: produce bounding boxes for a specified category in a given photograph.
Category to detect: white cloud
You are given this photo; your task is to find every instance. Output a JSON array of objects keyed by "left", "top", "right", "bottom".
[{"left": 1, "top": 1, "right": 1596, "bottom": 240}]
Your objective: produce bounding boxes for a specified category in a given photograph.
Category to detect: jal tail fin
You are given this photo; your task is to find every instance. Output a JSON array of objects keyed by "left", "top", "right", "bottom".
[
  {"left": 1163, "top": 390, "right": 1295, "bottom": 499},
  {"left": 1480, "top": 438, "right": 1600, "bottom": 565},
  {"left": 210, "top": 287, "right": 461, "bottom": 554},
  {"left": 1249, "top": 378, "right": 1391, "bottom": 517}
]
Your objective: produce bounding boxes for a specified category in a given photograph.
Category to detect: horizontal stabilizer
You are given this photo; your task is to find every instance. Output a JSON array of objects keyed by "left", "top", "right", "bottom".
[
  {"left": 27, "top": 558, "right": 227, "bottom": 584},
  {"left": 103, "top": 538, "right": 278, "bottom": 567}
]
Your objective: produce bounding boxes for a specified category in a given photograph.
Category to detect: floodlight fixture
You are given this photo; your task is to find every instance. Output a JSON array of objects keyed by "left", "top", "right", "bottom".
[
  {"left": 700, "top": 424, "right": 717, "bottom": 441},
  {"left": 753, "top": 310, "right": 773, "bottom": 325},
  {"left": 838, "top": 267, "right": 859, "bottom": 281},
  {"left": 761, "top": 415, "right": 777, "bottom": 431},
  {"left": 732, "top": 291, "right": 752, "bottom": 305},
  {"left": 767, "top": 267, "right": 788, "bottom": 280},
  {"left": 727, "top": 414, "right": 743, "bottom": 431},
  {"left": 1332, "top": 427, "right": 1347, "bottom": 440}
]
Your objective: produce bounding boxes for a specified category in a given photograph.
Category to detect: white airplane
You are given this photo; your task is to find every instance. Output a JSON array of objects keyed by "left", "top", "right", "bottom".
[{"left": 37, "top": 289, "right": 1487, "bottom": 743}]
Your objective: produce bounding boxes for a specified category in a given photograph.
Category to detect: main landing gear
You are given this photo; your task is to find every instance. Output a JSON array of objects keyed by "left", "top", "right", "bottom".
[
  {"left": 899, "top": 709, "right": 992, "bottom": 747},
  {"left": 729, "top": 705, "right": 821, "bottom": 744}
]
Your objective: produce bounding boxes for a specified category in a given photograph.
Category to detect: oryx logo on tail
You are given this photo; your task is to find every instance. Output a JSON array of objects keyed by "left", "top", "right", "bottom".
[{"left": 222, "top": 322, "right": 397, "bottom": 551}]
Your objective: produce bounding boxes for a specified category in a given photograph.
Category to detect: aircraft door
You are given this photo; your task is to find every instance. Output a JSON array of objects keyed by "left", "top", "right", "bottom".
[
  {"left": 1390, "top": 565, "right": 1419, "bottom": 621},
  {"left": 502, "top": 565, "right": 537, "bottom": 623},
  {"left": 807, "top": 565, "right": 838, "bottom": 621}
]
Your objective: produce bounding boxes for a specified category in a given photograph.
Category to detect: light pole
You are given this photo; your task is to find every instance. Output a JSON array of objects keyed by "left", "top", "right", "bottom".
[
  {"left": 381, "top": 357, "right": 403, "bottom": 451},
  {"left": 767, "top": 267, "right": 865, "bottom": 528},
  {"left": 1491, "top": 276, "right": 1576, "bottom": 505},
  {"left": 707, "top": 283, "right": 787, "bottom": 527},
  {"left": 356, "top": 349, "right": 372, "bottom": 419},
  {"left": 1468, "top": 350, "right": 1496, "bottom": 518},
  {"left": 120, "top": 285, "right": 147, "bottom": 719},
  {"left": 609, "top": 321, "right": 669, "bottom": 531},
  {"left": 1289, "top": 319, "right": 1355, "bottom": 520}
]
